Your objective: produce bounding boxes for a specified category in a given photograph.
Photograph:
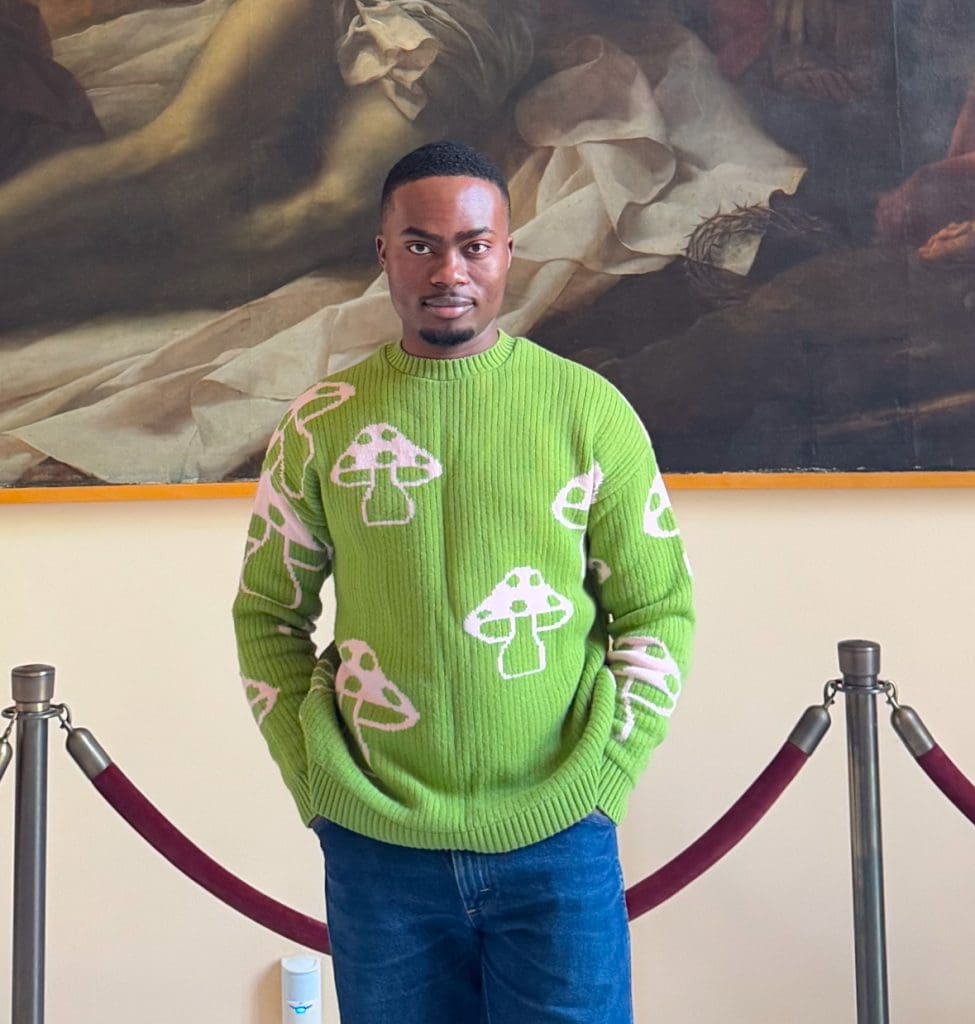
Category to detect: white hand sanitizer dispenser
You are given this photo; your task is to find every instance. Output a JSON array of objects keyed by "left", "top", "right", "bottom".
[{"left": 281, "top": 955, "right": 322, "bottom": 1023}]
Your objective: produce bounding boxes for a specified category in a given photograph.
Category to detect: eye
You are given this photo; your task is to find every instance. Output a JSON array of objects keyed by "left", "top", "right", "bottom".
[
  {"left": 466, "top": 242, "right": 490, "bottom": 255},
  {"left": 406, "top": 242, "right": 432, "bottom": 255}
]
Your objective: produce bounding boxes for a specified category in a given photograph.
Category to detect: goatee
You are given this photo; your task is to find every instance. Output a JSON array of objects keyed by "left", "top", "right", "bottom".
[{"left": 418, "top": 326, "right": 477, "bottom": 348}]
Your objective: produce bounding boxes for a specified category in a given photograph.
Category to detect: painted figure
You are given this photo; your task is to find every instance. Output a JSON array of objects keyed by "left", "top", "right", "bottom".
[
  {"left": 0, "top": 0, "right": 537, "bottom": 323},
  {"left": 877, "top": 77, "right": 975, "bottom": 262},
  {"left": 0, "top": 0, "right": 806, "bottom": 485}
]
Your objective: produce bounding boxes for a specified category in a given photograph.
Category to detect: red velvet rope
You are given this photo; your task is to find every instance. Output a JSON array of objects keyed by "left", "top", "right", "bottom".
[
  {"left": 916, "top": 746, "right": 975, "bottom": 827},
  {"left": 92, "top": 765, "right": 331, "bottom": 954},
  {"left": 88, "top": 742, "right": 811, "bottom": 949},
  {"left": 625, "top": 741, "right": 809, "bottom": 920}
]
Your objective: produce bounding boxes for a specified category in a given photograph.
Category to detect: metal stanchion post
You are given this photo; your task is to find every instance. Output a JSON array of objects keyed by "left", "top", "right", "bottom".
[
  {"left": 10, "top": 664, "right": 56, "bottom": 1024},
  {"left": 838, "top": 640, "right": 890, "bottom": 1024},
  {"left": 0, "top": 726, "right": 12, "bottom": 786}
]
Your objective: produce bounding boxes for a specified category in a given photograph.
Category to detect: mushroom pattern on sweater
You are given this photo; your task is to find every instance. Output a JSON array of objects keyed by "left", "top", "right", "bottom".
[
  {"left": 330, "top": 423, "right": 442, "bottom": 526},
  {"left": 464, "top": 568, "right": 574, "bottom": 679},
  {"left": 335, "top": 639, "right": 420, "bottom": 764},
  {"left": 233, "top": 331, "right": 694, "bottom": 854},
  {"left": 551, "top": 462, "right": 603, "bottom": 581}
]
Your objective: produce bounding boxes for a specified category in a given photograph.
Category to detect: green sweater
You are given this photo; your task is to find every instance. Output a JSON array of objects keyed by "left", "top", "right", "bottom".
[{"left": 233, "top": 330, "right": 694, "bottom": 853}]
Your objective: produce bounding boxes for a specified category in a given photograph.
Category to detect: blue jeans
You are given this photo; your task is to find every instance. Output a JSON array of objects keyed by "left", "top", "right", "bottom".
[{"left": 311, "top": 811, "right": 633, "bottom": 1024}]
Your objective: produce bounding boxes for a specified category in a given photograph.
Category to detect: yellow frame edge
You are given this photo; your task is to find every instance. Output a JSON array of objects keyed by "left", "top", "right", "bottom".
[{"left": 3, "top": 472, "right": 975, "bottom": 505}]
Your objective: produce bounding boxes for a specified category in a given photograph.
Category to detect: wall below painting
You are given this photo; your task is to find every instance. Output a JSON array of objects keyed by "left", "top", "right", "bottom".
[{"left": 1, "top": 489, "right": 973, "bottom": 1023}]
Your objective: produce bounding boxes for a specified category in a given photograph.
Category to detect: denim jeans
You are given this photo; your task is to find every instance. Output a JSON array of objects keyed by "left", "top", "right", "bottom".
[{"left": 311, "top": 811, "right": 633, "bottom": 1024}]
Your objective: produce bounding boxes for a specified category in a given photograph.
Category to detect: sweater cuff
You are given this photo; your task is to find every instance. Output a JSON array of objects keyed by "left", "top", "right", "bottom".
[{"left": 597, "top": 759, "right": 635, "bottom": 825}]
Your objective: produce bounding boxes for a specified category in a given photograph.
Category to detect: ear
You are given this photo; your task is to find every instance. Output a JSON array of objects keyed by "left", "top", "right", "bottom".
[
  {"left": 376, "top": 234, "right": 387, "bottom": 271},
  {"left": 505, "top": 235, "right": 514, "bottom": 269}
]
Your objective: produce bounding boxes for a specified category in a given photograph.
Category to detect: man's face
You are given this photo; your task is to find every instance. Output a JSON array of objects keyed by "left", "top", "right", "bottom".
[{"left": 377, "top": 176, "right": 513, "bottom": 354}]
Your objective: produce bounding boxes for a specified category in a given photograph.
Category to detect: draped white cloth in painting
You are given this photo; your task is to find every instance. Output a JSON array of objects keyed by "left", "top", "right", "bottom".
[{"left": 0, "top": 3, "right": 803, "bottom": 484}]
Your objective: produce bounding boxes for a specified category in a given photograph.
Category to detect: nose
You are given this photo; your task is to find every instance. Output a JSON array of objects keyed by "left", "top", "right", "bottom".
[{"left": 430, "top": 248, "right": 468, "bottom": 288}]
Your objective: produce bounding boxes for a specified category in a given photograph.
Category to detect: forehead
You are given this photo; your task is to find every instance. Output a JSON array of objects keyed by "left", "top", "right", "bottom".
[{"left": 382, "top": 176, "right": 508, "bottom": 230}]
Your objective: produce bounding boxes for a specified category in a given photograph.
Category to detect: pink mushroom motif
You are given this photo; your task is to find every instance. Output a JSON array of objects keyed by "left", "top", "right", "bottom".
[
  {"left": 607, "top": 636, "right": 682, "bottom": 743},
  {"left": 551, "top": 462, "right": 604, "bottom": 580},
  {"left": 272, "top": 380, "right": 356, "bottom": 501},
  {"left": 551, "top": 462, "right": 603, "bottom": 529},
  {"left": 643, "top": 471, "right": 680, "bottom": 539},
  {"left": 335, "top": 639, "right": 420, "bottom": 764},
  {"left": 464, "top": 568, "right": 574, "bottom": 679},
  {"left": 239, "top": 380, "right": 352, "bottom": 606},
  {"left": 240, "top": 471, "right": 331, "bottom": 609},
  {"left": 241, "top": 677, "right": 278, "bottom": 726},
  {"left": 329, "top": 423, "right": 442, "bottom": 526}
]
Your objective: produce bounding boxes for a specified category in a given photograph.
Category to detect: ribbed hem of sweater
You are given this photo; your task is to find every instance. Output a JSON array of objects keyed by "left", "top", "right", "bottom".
[
  {"left": 597, "top": 760, "right": 636, "bottom": 825},
  {"left": 382, "top": 329, "right": 516, "bottom": 380},
  {"left": 297, "top": 762, "right": 607, "bottom": 853}
]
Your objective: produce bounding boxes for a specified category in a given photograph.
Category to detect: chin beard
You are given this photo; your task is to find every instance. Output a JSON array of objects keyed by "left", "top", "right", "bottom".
[{"left": 418, "top": 326, "right": 476, "bottom": 348}]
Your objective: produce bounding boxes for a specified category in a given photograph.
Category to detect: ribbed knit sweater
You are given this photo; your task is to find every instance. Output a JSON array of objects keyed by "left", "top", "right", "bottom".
[{"left": 233, "top": 330, "right": 694, "bottom": 853}]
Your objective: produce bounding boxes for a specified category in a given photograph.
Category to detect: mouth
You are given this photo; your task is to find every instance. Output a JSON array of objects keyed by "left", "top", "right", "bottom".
[{"left": 422, "top": 296, "right": 474, "bottom": 319}]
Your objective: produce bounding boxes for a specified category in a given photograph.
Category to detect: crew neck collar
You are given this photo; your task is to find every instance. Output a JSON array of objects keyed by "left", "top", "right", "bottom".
[{"left": 383, "top": 330, "right": 516, "bottom": 381}]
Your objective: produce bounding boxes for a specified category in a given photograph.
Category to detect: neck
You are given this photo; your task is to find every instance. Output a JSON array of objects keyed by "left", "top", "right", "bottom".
[{"left": 399, "top": 326, "right": 500, "bottom": 361}]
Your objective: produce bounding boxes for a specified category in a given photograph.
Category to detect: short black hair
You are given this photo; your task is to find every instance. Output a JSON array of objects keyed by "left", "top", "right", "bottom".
[{"left": 380, "top": 140, "right": 510, "bottom": 219}]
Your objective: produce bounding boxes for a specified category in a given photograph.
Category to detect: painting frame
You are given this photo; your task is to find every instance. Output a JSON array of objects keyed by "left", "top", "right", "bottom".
[{"left": 4, "top": 472, "right": 975, "bottom": 506}]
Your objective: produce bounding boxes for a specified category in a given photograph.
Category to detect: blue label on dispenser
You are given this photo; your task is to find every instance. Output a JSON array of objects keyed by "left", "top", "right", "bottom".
[{"left": 287, "top": 1002, "right": 316, "bottom": 1016}]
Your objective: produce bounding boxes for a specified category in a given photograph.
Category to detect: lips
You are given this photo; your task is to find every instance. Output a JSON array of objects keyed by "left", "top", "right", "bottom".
[
  {"left": 423, "top": 296, "right": 473, "bottom": 307},
  {"left": 422, "top": 296, "right": 474, "bottom": 319}
]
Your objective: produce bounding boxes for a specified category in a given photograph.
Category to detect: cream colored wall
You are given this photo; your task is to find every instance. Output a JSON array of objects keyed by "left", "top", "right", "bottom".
[{"left": 1, "top": 489, "right": 973, "bottom": 1023}]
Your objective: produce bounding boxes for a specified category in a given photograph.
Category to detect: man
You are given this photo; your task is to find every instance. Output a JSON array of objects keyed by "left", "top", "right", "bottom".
[{"left": 233, "top": 140, "right": 694, "bottom": 1023}]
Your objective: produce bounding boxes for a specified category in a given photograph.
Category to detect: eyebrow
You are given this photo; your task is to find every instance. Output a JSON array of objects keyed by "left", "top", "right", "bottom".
[{"left": 400, "top": 227, "right": 496, "bottom": 242}]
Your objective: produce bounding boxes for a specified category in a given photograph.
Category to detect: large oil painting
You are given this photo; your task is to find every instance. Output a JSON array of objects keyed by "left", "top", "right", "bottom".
[{"left": 2, "top": 0, "right": 974, "bottom": 490}]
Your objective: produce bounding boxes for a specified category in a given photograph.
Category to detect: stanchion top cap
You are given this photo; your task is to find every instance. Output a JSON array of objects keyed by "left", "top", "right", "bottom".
[
  {"left": 837, "top": 639, "right": 880, "bottom": 679},
  {"left": 11, "top": 663, "right": 55, "bottom": 704}
]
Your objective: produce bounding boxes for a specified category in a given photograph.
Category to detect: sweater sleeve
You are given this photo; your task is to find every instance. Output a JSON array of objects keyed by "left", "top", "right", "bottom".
[
  {"left": 587, "top": 389, "right": 695, "bottom": 822},
  {"left": 231, "top": 407, "right": 334, "bottom": 820}
]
